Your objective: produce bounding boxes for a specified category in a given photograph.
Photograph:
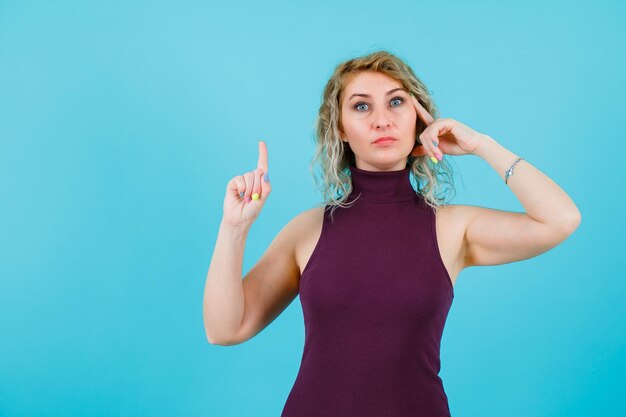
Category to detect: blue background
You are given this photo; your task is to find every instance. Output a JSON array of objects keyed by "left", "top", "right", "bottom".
[{"left": 1, "top": 0, "right": 624, "bottom": 416}]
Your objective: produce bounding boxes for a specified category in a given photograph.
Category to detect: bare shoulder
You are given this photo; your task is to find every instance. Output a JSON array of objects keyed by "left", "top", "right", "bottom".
[
  {"left": 434, "top": 203, "right": 474, "bottom": 225},
  {"left": 292, "top": 205, "right": 325, "bottom": 225},
  {"left": 433, "top": 203, "right": 475, "bottom": 286},
  {"left": 290, "top": 206, "right": 325, "bottom": 276},
  {"left": 435, "top": 203, "right": 495, "bottom": 239},
  {"left": 228, "top": 206, "right": 324, "bottom": 345}
]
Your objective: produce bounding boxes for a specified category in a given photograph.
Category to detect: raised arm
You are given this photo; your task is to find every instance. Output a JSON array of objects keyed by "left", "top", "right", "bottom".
[
  {"left": 461, "top": 136, "right": 581, "bottom": 267},
  {"left": 203, "top": 140, "right": 271, "bottom": 344},
  {"left": 409, "top": 94, "right": 581, "bottom": 269}
]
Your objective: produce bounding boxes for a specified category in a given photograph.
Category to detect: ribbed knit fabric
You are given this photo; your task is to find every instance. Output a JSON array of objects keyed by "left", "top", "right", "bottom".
[{"left": 281, "top": 165, "right": 455, "bottom": 416}]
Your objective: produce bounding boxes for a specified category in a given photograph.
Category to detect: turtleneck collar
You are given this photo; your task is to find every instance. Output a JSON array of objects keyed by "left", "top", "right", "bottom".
[{"left": 347, "top": 165, "right": 417, "bottom": 203}]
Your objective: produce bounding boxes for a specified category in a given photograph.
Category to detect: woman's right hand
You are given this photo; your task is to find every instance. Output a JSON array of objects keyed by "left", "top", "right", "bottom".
[{"left": 223, "top": 140, "right": 272, "bottom": 228}]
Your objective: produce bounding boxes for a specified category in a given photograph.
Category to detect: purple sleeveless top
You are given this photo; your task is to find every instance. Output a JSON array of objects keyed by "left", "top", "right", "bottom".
[{"left": 281, "top": 165, "right": 455, "bottom": 417}]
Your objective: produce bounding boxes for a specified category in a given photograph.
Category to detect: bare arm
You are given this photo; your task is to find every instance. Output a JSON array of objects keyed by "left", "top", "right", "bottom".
[
  {"left": 203, "top": 222, "right": 249, "bottom": 344},
  {"left": 203, "top": 141, "right": 307, "bottom": 346},
  {"left": 407, "top": 94, "right": 581, "bottom": 269},
  {"left": 203, "top": 140, "right": 271, "bottom": 344},
  {"left": 462, "top": 135, "right": 581, "bottom": 268}
]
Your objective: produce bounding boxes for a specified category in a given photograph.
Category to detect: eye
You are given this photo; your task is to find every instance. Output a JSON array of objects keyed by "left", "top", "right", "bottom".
[
  {"left": 354, "top": 102, "right": 369, "bottom": 111},
  {"left": 390, "top": 96, "right": 404, "bottom": 107},
  {"left": 353, "top": 96, "right": 405, "bottom": 112}
]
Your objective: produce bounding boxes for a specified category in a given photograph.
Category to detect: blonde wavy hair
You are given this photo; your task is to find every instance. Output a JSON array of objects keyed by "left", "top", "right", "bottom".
[{"left": 309, "top": 50, "right": 456, "bottom": 221}]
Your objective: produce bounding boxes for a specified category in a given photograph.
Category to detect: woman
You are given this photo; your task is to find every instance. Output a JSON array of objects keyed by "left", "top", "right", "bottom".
[{"left": 203, "top": 50, "right": 581, "bottom": 416}]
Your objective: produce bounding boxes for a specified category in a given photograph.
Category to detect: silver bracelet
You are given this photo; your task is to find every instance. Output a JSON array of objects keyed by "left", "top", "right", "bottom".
[{"left": 504, "top": 157, "right": 523, "bottom": 185}]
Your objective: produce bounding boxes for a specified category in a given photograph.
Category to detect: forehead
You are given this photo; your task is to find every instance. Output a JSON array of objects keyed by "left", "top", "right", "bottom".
[{"left": 343, "top": 71, "right": 403, "bottom": 93}]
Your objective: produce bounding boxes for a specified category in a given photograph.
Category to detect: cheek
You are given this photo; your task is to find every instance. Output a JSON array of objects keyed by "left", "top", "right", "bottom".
[
  {"left": 342, "top": 115, "right": 362, "bottom": 134},
  {"left": 402, "top": 112, "right": 418, "bottom": 132}
]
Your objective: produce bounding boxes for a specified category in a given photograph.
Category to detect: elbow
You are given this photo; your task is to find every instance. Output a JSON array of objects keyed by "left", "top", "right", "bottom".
[
  {"left": 206, "top": 334, "right": 222, "bottom": 346},
  {"left": 205, "top": 328, "right": 226, "bottom": 346},
  {"left": 206, "top": 333, "right": 227, "bottom": 346},
  {"left": 207, "top": 336, "right": 242, "bottom": 347},
  {"left": 205, "top": 329, "right": 243, "bottom": 346},
  {"left": 562, "top": 209, "right": 582, "bottom": 234},
  {"left": 553, "top": 209, "right": 581, "bottom": 239},
  {"left": 203, "top": 312, "right": 240, "bottom": 346}
]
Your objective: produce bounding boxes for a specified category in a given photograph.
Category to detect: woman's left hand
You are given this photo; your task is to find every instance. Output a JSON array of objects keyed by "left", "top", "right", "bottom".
[{"left": 409, "top": 93, "right": 486, "bottom": 160}]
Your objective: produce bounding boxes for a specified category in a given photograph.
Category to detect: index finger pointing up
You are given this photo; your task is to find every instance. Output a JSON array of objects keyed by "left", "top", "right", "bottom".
[
  {"left": 410, "top": 93, "right": 435, "bottom": 126},
  {"left": 257, "top": 140, "right": 269, "bottom": 173}
]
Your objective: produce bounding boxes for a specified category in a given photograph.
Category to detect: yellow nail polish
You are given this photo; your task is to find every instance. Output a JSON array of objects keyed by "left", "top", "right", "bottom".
[
  {"left": 251, "top": 193, "right": 260, "bottom": 201},
  {"left": 430, "top": 156, "right": 439, "bottom": 164}
]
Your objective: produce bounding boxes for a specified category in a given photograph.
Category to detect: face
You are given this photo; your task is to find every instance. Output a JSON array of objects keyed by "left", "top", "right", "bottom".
[{"left": 339, "top": 71, "right": 417, "bottom": 172}]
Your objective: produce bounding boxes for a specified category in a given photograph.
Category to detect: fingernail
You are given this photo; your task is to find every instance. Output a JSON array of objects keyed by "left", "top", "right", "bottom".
[
  {"left": 263, "top": 173, "right": 270, "bottom": 183},
  {"left": 430, "top": 156, "right": 439, "bottom": 164},
  {"left": 239, "top": 192, "right": 245, "bottom": 197},
  {"left": 244, "top": 196, "right": 252, "bottom": 203},
  {"left": 251, "top": 193, "right": 259, "bottom": 201},
  {"left": 436, "top": 152, "right": 443, "bottom": 161}
]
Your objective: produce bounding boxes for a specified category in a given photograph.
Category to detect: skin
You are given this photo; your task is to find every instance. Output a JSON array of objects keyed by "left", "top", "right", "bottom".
[
  {"left": 208, "top": 72, "right": 581, "bottom": 345},
  {"left": 207, "top": 70, "right": 582, "bottom": 346},
  {"left": 315, "top": 70, "right": 579, "bottom": 284},
  {"left": 339, "top": 71, "right": 420, "bottom": 171},
  {"left": 334, "top": 70, "right": 581, "bottom": 282},
  {"left": 236, "top": 70, "right": 582, "bottom": 284}
]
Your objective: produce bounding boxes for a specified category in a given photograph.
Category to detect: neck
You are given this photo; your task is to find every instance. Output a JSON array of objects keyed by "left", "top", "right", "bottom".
[{"left": 347, "top": 165, "right": 416, "bottom": 203}]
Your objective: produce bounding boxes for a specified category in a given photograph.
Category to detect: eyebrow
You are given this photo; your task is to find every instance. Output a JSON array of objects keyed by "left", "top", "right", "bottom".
[{"left": 348, "top": 87, "right": 407, "bottom": 101}]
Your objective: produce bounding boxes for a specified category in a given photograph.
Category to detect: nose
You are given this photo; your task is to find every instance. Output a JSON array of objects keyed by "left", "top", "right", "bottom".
[{"left": 372, "top": 107, "right": 393, "bottom": 129}]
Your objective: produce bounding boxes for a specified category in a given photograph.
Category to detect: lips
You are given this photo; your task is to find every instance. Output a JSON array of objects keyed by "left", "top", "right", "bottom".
[{"left": 373, "top": 136, "right": 397, "bottom": 143}]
